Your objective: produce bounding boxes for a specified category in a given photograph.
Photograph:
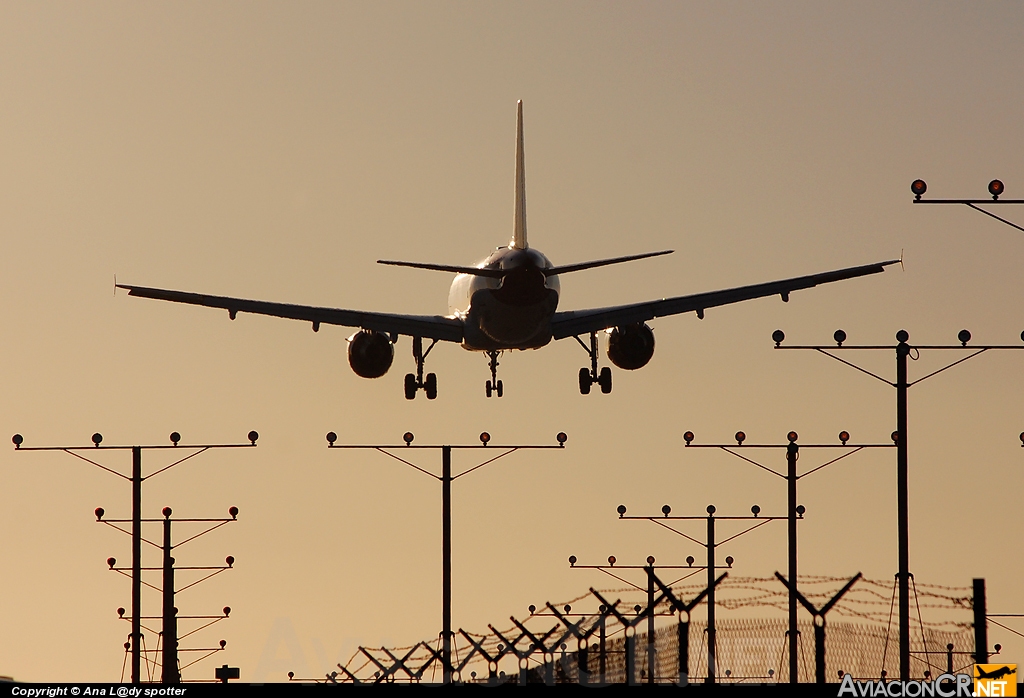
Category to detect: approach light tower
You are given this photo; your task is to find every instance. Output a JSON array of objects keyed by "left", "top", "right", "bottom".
[
  {"left": 325, "top": 430, "right": 566, "bottom": 685},
  {"left": 12, "top": 430, "right": 257, "bottom": 684}
]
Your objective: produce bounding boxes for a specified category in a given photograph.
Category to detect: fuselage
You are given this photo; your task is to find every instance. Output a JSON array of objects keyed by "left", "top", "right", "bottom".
[{"left": 448, "top": 246, "right": 561, "bottom": 351}]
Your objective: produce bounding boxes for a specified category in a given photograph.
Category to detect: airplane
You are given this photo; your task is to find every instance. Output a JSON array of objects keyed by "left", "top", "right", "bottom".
[{"left": 117, "top": 101, "right": 899, "bottom": 400}]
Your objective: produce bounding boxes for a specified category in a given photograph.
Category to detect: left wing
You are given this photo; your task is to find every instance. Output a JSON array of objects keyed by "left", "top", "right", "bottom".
[
  {"left": 115, "top": 284, "right": 464, "bottom": 342},
  {"left": 550, "top": 259, "right": 899, "bottom": 340}
]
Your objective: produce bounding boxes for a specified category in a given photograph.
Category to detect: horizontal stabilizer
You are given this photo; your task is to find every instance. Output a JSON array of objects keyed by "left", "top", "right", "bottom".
[
  {"left": 543, "top": 250, "right": 674, "bottom": 276},
  {"left": 377, "top": 260, "right": 505, "bottom": 278}
]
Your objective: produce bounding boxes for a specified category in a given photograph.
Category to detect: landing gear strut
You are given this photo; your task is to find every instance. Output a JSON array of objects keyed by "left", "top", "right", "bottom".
[
  {"left": 575, "top": 332, "right": 612, "bottom": 395},
  {"left": 405, "top": 336, "right": 438, "bottom": 400},
  {"left": 485, "top": 350, "right": 503, "bottom": 398}
]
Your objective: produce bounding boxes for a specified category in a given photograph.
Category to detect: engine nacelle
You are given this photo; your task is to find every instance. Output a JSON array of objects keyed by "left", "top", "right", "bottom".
[
  {"left": 606, "top": 322, "right": 655, "bottom": 370},
  {"left": 347, "top": 330, "right": 394, "bottom": 378}
]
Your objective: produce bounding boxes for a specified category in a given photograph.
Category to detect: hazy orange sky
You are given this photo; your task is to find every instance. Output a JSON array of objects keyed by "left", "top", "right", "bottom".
[{"left": 2, "top": 1, "right": 1023, "bottom": 682}]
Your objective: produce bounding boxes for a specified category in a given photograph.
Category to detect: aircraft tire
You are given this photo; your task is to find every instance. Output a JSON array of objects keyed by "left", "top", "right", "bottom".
[
  {"left": 496, "top": 380, "right": 503, "bottom": 398},
  {"left": 404, "top": 373, "right": 417, "bottom": 400},
  {"left": 425, "top": 373, "right": 437, "bottom": 400},
  {"left": 599, "top": 367, "right": 612, "bottom": 394},
  {"left": 486, "top": 380, "right": 493, "bottom": 398},
  {"left": 578, "top": 368, "right": 591, "bottom": 395}
]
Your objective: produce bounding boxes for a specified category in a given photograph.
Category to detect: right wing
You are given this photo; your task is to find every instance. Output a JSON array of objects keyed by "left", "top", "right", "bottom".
[
  {"left": 115, "top": 284, "right": 464, "bottom": 342},
  {"left": 550, "top": 259, "right": 899, "bottom": 339}
]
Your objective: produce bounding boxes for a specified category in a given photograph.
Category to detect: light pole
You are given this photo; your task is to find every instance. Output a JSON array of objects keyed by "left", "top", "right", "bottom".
[
  {"left": 325, "top": 430, "right": 566, "bottom": 685},
  {"left": 11, "top": 430, "right": 256, "bottom": 683},
  {"left": 681, "top": 429, "right": 893, "bottom": 683},
  {"left": 773, "top": 327, "right": 1024, "bottom": 679}
]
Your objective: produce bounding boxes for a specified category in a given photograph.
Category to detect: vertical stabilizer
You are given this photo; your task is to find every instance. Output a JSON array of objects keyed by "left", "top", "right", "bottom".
[{"left": 511, "top": 101, "right": 528, "bottom": 249}]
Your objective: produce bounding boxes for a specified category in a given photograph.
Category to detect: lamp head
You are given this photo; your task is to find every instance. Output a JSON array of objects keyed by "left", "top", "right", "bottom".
[
  {"left": 326, "top": 431, "right": 337, "bottom": 446},
  {"left": 556, "top": 432, "right": 567, "bottom": 445},
  {"left": 839, "top": 431, "right": 850, "bottom": 445},
  {"left": 616, "top": 504, "right": 627, "bottom": 517},
  {"left": 911, "top": 179, "right": 927, "bottom": 200},
  {"left": 479, "top": 431, "right": 490, "bottom": 445},
  {"left": 751, "top": 505, "right": 760, "bottom": 517},
  {"left": 247, "top": 431, "right": 259, "bottom": 445},
  {"left": 568, "top": 555, "right": 577, "bottom": 566},
  {"left": 772, "top": 329, "right": 785, "bottom": 346},
  {"left": 989, "top": 179, "right": 1004, "bottom": 199},
  {"left": 734, "top": 431, "right": 745, "bottom": 445},
  {"left": 787, "top": 431, "right": 798, "bottom": 443},
  {"left": 607, "top": 555, "right": 616, "bottom": 566},
  {"left": 403, "top": 432, "right": 414, "bottom": 445},
  {"left": 834, "top": 329, "right": 846, "bottom": 346},
  {"left": 229, "top": 506, "right": 239, "bottom": 519},
  {"left": 683, "top": 431, "right": 694, "bottom": 445},
  {"left": 169, "top": 432, "right": 180, "bottom": 446},
  {"left": 95, "top": 507, "right": 104, "bottom": 520},
  {"left": 958, "top": 329, "right": 971, "bottom": 346},
  {"left": 662, "top": 504, "right": 671, "bottom": 517},
  {"left": 92, "top": 433, "right": 103, "bottom": 446}
]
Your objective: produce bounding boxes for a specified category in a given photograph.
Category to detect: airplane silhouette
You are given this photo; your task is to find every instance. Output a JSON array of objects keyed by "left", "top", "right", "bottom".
[
  {"left": 117, "top": 102, "right": 898, "bottom": 400},
  {"left": 976, "top": 665, "right": 1016, "bottom": 681}
]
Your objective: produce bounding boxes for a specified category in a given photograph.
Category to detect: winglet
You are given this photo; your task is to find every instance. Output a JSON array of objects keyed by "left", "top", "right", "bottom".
[
  {"left": 899, "top": 248, "right": 904, "bottom": 271},
  {"left": 113, "top": 274, "right": 117, "bottom": 297},
  {"left": 511, "top": 100, "right": 527, "bottom": 250}
]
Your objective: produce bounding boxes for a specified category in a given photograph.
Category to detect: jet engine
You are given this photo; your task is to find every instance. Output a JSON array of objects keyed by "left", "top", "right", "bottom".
[
  {"left": 347, "top": 330, "right": 394, "bottom": 378},
  {"left": 606, "top": 323, "right": 655, "bottom": 370}
]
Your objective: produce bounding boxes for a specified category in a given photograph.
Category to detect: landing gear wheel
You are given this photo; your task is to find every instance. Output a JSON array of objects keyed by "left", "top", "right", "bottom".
[
  {"left": 579, "top": 368, "right": 592, "bottom": 395},
  {"left": 425, "top": 373, "right": 437, "bottom": 400},
  {"left": 599, "top": 367, "right": 612, "bottom": 394},
  {"left": 404, "top": 373, "right": 417, "bottom": 400},
  {"left": 485, "top": 350, "right": 504, "bottom": 399}
]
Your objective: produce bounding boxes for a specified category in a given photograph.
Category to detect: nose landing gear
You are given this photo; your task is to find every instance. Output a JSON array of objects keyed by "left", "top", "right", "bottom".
[
  {"left": 485, "top": 350, "right": 503, "bottom": 398},
  {"left": 404, "top": 336, "right": 438, "bottom": 400},
  {"left": 576, "top": 332, "right": 612, "bottom": 395}
]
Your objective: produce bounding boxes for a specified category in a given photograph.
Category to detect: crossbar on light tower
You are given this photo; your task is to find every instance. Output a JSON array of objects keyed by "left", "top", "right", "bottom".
[{"left": 911, "top": 179, "right": 1024, "bottom": 233}]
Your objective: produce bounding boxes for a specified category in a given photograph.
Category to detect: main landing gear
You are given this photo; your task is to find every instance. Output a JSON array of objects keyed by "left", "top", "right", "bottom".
[
  {"left": 576, "top": 332, "right": 612, "bottom": 395},
  {"left": 405, "top": 336, "right": 438, "bottom": 400},
  {"left": 485, "top": 350, "right": 503, "bottom": 398}
]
